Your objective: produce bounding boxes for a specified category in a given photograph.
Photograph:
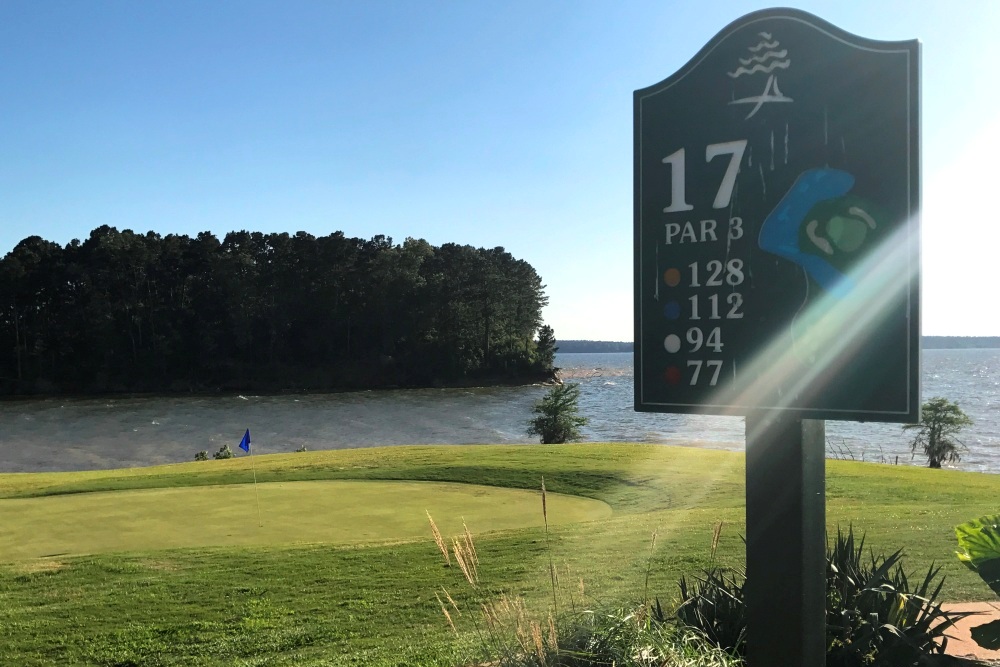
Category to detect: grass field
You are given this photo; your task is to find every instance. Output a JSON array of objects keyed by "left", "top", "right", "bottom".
[
  {"left": 0, "top": 480, "right": 611, "bottom": 560},
  {"left": 0, "top": 443, "right": 997, "bottom": 666}
]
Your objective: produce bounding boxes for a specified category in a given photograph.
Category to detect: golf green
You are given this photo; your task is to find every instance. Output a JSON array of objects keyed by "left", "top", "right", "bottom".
[{"left": 0, "top": 479, "right": 611, "bottom": 560}]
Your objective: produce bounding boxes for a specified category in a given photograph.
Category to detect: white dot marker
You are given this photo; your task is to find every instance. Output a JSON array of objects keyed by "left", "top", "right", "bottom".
[{"left": 664, "top": 334, "right": 681, "bottom": 353}]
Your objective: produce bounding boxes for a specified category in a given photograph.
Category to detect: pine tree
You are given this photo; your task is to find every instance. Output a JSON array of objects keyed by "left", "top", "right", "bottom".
[
  {"left": 534, "top": 325, "right": 557, "bottom": 372},
  {"left": 527, "top": 383, "right": 587, "bottom": 444}
]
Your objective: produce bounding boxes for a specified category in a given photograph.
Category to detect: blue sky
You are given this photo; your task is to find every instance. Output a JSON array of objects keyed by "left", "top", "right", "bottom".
[{"left": 2, "top": 1, "right": 998, "bottom": 340}]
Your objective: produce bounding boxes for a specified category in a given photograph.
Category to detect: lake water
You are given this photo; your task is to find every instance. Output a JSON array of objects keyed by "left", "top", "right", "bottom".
[
  {"left": 0, "top": 349, "right": 997, "bottom": 474},
  {"left": 561, "top": 349, "right": 1000, "bottom": 472}
]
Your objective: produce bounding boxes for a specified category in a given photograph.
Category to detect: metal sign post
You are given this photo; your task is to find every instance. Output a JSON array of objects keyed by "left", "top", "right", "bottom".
[
  {"left": 633, "top": 9, "right": 920, "bottom": 666},
  {"left": 745, "top": 414, "right": 826, "bottom": 665}
]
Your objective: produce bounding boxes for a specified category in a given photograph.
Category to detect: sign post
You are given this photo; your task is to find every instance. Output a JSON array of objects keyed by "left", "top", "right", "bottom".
[
  {"left": 633, "top": 9, "right": 919, "bottom": 666},
  {"left": 745, "top": 414, "right": 826, "bottom": 665}
]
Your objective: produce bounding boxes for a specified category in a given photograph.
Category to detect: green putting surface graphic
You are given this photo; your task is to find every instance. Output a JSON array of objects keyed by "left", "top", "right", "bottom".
[{"left": 0, "top": 479, "right": 611, "bottom": 560}]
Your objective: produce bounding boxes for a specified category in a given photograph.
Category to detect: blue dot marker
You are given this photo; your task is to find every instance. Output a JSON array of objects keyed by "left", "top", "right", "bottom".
[{"left": 663, "top": 301, "right": 681, "bottom": 320}]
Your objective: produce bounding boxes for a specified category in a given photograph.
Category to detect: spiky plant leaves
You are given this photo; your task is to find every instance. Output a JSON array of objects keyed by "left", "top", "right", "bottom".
[
  {"left": 650, "top": 597, "right": 669, "bottom": 626},
  {"left": 825, "top": 526, "right": 968, "bottom": 666},
  {"left": 675, "top": 567, "right": 747, "bottom": 656},
  {"left": 673, "top": 525, "right": 970, "bottom": 666}
]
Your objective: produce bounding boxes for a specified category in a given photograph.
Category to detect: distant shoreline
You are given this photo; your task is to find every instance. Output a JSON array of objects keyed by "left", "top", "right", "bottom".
[
  {"left": 558, "top": 336, "right": 1000, "bottom": 353},
  {"left": 0, "top": 369, "right": 561, "bottom": 401},
  {"left": 921, "top": 336, "right": 1000, "bottom": 349}
]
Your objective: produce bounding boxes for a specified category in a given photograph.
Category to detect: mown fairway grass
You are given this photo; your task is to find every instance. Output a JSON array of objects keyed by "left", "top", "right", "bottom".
[
  {"left": 0, "top": 480, "right": 611, "bottom": 560},
  {"left": 0, "top": 443, "right": 997, "bottom": 666}
]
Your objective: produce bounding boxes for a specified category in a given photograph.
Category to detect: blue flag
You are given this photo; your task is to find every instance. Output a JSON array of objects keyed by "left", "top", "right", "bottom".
[{"left": 238, "top": 429, "right": 251, "bottom": 453}]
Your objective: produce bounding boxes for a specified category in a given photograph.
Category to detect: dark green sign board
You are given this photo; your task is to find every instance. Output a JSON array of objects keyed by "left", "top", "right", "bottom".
[{"left": 634, "top": 8, "right": 920, "bottom": 422}]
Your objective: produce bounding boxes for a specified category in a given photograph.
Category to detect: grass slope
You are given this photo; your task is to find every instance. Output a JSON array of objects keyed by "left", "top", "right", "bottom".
[{"left": 0, "top": 443, "right": 996, "bottom": 666}]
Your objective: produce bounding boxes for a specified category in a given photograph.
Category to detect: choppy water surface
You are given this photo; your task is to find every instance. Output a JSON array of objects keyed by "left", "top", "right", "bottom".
[
  {"left": 562, "top": 349, "right": 1000, "bottom": 472},
  {"left": 0, "top": 349, "right": 997, "bottom": 473}
]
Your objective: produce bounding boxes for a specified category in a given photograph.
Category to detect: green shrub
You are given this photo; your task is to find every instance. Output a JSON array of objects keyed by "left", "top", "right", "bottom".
[
  {"left": 194, "top": 450, "right": 208, "bottom": 461},
  {"left": 451, "top": 602, "right": 742, "bottom": 667},
  {"left": 825, "top": 526, "right": 963, "bottom": 666},
  {"left": 213, "top": 444, "right": 234, "bottom": 460},
  {"left": 551, "top": 607, "right": 741, "bottom": 667},
  {"left": 672, "top": 526, "right": 970, "bottom": 666}
]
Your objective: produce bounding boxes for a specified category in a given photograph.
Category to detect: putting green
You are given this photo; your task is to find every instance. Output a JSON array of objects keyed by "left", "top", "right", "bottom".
[{"left": 0, "top": 480, "right": 611, "bottom": 560}]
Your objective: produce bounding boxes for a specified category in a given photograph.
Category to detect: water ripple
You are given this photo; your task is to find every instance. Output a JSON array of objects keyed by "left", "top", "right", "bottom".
[{"left": 0, "top": 350, "right": 996, "bottom": 474}]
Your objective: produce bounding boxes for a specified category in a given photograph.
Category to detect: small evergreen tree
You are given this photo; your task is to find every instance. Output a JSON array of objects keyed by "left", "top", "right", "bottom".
[
  {"left": 903, "top": 397, "right": 972, "bottom": 468},
  {"left": 194, "top": 450, "right": 208, "bottom": 461},
  {"left": 527, "top": 383, "right": 587, "bottom": 444}
]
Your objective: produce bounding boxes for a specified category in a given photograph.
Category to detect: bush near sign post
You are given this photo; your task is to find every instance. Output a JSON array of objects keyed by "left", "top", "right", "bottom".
[
  {"left": 633, "top": 9, "right": 919, "bottom": 667},
  {"left": 634, "top": 8, "right": 919, "bottom": 422}
]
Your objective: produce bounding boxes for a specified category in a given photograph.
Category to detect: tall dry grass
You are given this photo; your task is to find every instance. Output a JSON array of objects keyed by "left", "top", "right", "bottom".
[
  {"left": 427, "top": 479, "right": 743, "bottom": 666},
  {"left": 427, "top": 510, "right": 451, "bottom": 567}
]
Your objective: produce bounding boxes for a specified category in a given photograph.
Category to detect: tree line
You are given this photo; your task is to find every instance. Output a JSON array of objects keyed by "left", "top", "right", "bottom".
[
  {"left": 556, "top": 340, "right": 632, "bottom": 353},
  {"left": 0, "top": 226, "right": 555, "bottom": 395}
]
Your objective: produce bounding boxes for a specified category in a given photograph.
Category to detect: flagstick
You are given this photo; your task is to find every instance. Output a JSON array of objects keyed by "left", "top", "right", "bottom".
[{"left": 249, "top": 447, "right": 262, "bottom": 528}]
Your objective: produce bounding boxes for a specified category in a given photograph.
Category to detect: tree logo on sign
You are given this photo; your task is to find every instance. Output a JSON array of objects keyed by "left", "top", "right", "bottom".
[{"left": 728, "top": 32, "right": 793, "bottom": 118}]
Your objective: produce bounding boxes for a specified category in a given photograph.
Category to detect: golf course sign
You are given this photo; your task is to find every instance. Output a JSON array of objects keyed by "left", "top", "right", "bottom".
[{"left": 634, "top": 8, "right": 920, "bottom": 422}]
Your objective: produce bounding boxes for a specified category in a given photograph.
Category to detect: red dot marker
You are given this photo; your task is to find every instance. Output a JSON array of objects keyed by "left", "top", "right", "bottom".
[{"left": 664, "top": 366, "right": 682, "bottom": 385}]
